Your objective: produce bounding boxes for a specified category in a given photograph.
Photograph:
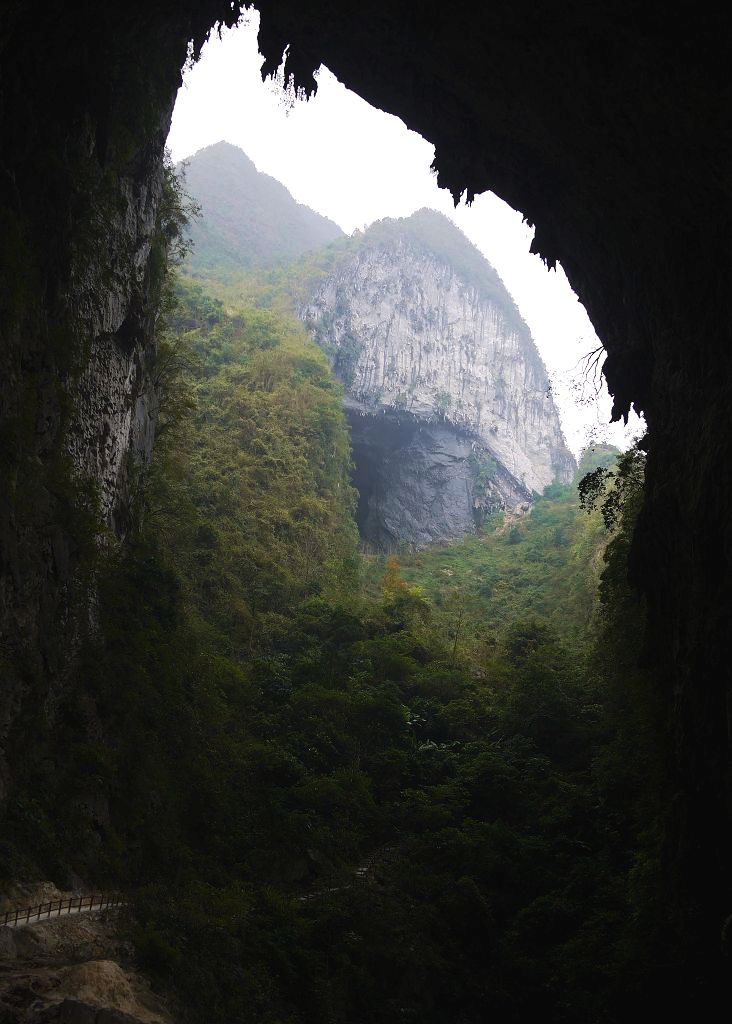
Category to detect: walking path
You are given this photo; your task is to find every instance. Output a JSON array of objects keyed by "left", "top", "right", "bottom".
[
  {"left": 3, "top": 853, "right": 392, "bottom": 927},
  {"left": 1, "top": 893, "right": 123, "bottom": 929}
]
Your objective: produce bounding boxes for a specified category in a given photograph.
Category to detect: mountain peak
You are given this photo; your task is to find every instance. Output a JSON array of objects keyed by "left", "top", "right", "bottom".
[
  {"left": 185, "top": 140, "right": 258, "bottom": 170},
  {"left": 302, "top": 213, "right": 575, "bottom": 523},
  {"left": 179, "top": 142, "right": 344, "bottom": 275},
  {"left": 355, "top": 208, "right": 527, "bottom": 338}
]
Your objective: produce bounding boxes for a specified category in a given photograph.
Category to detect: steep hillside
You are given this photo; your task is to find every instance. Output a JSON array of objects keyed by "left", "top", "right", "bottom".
[
  {"left": 361, "top": 475, "right": 608, "bottom": 647},
  {"left": 0, "top": 280, "right": 659, "bottom": 1023},
  {"left": 302, "top": 210, "right": 575, "bottom": 548},
  {"left": 180, "top": 142, "right": 344, "bottom": 277}
]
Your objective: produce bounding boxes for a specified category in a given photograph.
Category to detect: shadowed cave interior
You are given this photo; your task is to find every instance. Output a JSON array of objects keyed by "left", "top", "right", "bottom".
[
  {"left": 347, "top": 407, "right": 530, "bottom": 551},
  {"left": 0, "top": 1, "right": 730, "bottom": 1020}
]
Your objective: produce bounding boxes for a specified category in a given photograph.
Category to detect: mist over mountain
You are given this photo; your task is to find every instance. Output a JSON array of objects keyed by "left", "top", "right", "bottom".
[{"left": 179, "top": 141, "right": 344, "bottom": 275}]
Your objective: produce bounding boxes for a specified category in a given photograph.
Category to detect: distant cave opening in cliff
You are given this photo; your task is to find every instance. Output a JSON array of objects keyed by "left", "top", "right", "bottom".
[
  {"left": 5, "top": 0, "right": 732, "bottom": 1017},
  {"left": 346, "top": 406, "right": 536, "bottom": 552},
  {"left": 346, "top": 407, "right": 474, "bottom": 553},
  {"left": 168, "top": 14, "right": 642, "bottom": 466},
  {"left": 167, "top": 16, "right": 645, "bottom": 559},
  {"left": 348, "top": 418, "right": 382, "bottom": 544},
  {"left": 164, "top": 12, "right": 647, "bottom": 573},
  {"left": 162, "top": 9, "right": 651, "bottom": 569}
]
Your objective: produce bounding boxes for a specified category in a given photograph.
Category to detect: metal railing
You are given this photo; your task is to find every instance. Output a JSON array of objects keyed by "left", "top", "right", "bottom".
[{"left": 1, "top": 892, "right": 123, "bottom": 929}]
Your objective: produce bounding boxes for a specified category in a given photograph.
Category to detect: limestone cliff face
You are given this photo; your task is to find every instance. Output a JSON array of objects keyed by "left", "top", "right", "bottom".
[
  {"left": 65, "top": 156, "right": 167, "bottom": 537},
  {"left": 0, "top": 62, "right": 177, "bottom": 800},
  {"left": 302, "top": 212, "right": 574, "bottom": 547}
]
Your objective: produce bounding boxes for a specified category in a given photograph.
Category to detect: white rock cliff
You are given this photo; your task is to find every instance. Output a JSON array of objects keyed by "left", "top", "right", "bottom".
[{"left": 302, "top": 214, "right": 575, "bottom": 514}]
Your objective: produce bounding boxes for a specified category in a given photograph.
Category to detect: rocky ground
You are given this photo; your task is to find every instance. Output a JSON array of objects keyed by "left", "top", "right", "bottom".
[{"left": 0, "top": 887, "right": 173, "bottom": 1024}]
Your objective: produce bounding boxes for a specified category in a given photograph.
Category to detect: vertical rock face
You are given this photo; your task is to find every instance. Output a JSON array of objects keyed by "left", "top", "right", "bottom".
[
  {"left": 0, "top": 134, "right": 168, "bottom": 801},
  {"left": 64, "top": 152, "right": 168, "bottom": 536},
  {"left": 0, "top": 7, "right": 192, "bottom": 801},
  {"left": 302, "top": 210, "right": 574, "bottom": 547}
]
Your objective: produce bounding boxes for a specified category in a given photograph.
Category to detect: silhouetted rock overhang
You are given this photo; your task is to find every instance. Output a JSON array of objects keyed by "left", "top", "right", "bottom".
[{"left": 1, "top": 0, "right": 731, "bottom": 1006}]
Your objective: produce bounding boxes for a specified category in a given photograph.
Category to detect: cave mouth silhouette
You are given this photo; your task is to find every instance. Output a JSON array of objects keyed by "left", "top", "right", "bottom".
[
  {"left": 1, "top": 0, "right": 730, "bottom": 1011},
  {"left": 170, "top": 17, "right": 628, "bottom": 458}
]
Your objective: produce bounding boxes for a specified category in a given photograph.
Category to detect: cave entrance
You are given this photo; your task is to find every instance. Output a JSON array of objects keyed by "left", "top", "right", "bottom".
[
  {"left": 4, "top": 0, "right": 727, "bottom": 1010},
  {"left": 167, "top": 13, "right": 642, "bottom": 477},
  {"left": 346, "top": 407, "right": 482, "bottom": 552},
  {"left": 167, "top": 14, "right": 642, "bottom": 552}
]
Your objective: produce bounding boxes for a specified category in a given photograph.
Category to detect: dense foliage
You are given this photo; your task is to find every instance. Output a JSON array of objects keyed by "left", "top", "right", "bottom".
[
  {"left": 360, "top": 477, "right": 606, "bottom": 649},
  {"left": 0, "top": 259, "right": 666, "bottom": 1022}
]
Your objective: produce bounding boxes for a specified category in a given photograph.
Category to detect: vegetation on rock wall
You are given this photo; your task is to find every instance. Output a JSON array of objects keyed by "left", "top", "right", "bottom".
[
  {"left": 360, "top": 475, "right": 605, "bottom": 647},
  {"left": 0, "top": 252, "right": 667, "bottom": 1023},
  {"left": 351, "top": 209, "right": 529, "bottom": 336},
  {"left": 182, "top": 200, "right": 531, "bottom": 346},
  {"left": 0, "top": 153, "right": 189, "bottom": 812},
  {"left": 0, "top": 133, "right": 667, "bottom": 1019}
]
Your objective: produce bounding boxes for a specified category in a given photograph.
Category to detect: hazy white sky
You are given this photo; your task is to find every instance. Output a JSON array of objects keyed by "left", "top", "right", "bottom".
[{"left": 168, "top": 13, "right": 642, "bottom": 456}]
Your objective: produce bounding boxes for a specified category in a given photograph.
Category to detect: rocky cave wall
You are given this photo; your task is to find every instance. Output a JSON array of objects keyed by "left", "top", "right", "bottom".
[
  {"left": 0, "top": 1, "right": 239, "bottom": 800},
  {"left": 1, "top": 0, "right": 730, "bottom": 999}
]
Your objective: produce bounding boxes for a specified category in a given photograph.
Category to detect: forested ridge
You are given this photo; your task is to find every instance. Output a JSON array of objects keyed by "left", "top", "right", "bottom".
[
  {"left": 181, "top": 141, "right": 344, "bottom": 278},
  {"left": 0, "top": 179, "right": 669, "bottom": 1023}
]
